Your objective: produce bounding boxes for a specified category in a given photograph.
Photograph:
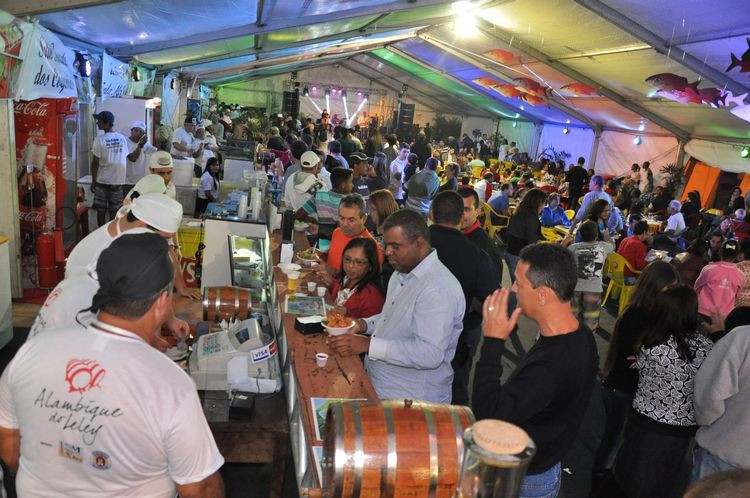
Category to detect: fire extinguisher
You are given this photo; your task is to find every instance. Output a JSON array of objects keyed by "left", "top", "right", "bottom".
[{"left": 36, "top": 230, "right": 57, "bottom": 289}]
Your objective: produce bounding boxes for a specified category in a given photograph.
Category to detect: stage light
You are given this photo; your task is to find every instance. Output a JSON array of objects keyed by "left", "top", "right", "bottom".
[
  {"left": 74, "top": 52, "right": 91, "bottom": 77},
  {"left": 741, "top": 146, "right": 750, "bottom": 158},
  {"left": 357, "top": 90, "right": 363, "bottom": 97},
  {"left": 638, "top": 123, "right": 646, "bottom": 131},
  {"left": 364, "top": 93, "right": 369, "bottom": 101},
  {"left": 303, "top": 86, "right": 309, "bottom": 97},
  {"left": 325, "top": 89, "right": 330, "bottom": 98},
  {"left": 634, "top": 135, "right": 642, "bottom": 145},
  {"left": 133, "top": 68, "right": 141, "bottom": 82},
  {"left": 520, "top": 105, "right": 525, "bottom": 111},
  {"left": 342, "top": 90, "right": 347, "bottom": 99},
  {"left": 565, "top": 119, "right": 570, "bottom": 124},
  {"left": 562, "top": 127, "right": 570, "bottom": 134},
  {"left": 312, "top": 86, "right": 317, "bottom": 91}
]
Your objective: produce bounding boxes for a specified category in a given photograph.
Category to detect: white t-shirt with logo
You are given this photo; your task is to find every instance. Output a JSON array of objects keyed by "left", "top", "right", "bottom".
[
  {"left": 170, "top": 127, "right": 194, "bottom": 156},
  {"left": 0, "top": 323, "right": 224, "bottom": 497},
  {"left": 125, "top": 139, "right": 157, "bottom": 184},
  {"left": 92, "top": 132, "right": 128, "bottom": 185},
  {"left": 29, "top": 274, "right": 98, "bottom": 340}
]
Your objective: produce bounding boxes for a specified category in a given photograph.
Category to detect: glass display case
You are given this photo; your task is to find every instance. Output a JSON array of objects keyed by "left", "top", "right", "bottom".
[
  {"left": 229, "top": 234, "right": 267, "bottom": 290},
  {"left": 201, "top": 217, "right": 271, "bottom": 290}
]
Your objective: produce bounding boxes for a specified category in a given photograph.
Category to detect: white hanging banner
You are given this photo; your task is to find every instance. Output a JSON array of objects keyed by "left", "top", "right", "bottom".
[
  {"left": 101, "top": 53, "right": 128, "bottom": 100},
  {"left": 14, "top": 22, "right": 77, "bottom": 101}
]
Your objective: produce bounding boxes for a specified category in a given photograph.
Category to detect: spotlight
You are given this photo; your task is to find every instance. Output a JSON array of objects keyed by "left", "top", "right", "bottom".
[
  {"left": 520, "top": 105, "right": 525, "bottom": 110},
  {"left": 634, "top": 135, "right": 642, "bottom": 145},
  {"left": 512, "top": 121, "right": 518, "bottom": 128},
  {"left": 357, "top": 90, "right": 363, "bottom": 97},
  {"left": 638, "top": 123, "right": 646, "bottom": 132},
  {"left": 565, "top": 119, "right": 570, "bottom": 124},
  {"left": 170, "top": 78, "right": 176, "bottom": 90},
  {"left": 133, "top": 67, "right": 141, "bottom": 82},
  {"left": 364, "top": 93, "right": 369, "bottom": 101},
  {"left": 303, "top": 86, "right": 309, "bottom": 97},
  {"left": 325, "top": 89, "right": 330, "bottom": 98},
  {"left": 312, "top": 86, "right": 317, "bottom": 91},
  {"left": 342, "top": 90, "right": 347, "bottom": 99},
  {"left": 562, "top": 127, "right": 570, "bottom": 134},
  {"left": 741, "top": 146, "right": 750, "bottom": 158},
  {"left": 74, "top": 52, "right": 91, "bottom": 77}
]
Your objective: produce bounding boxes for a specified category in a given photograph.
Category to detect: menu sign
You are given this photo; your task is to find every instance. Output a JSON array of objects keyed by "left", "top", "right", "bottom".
[
  {"left": 101, "top": 53, "right": 128, "bottom": 99},
  {"left": 14, "top": 22, "right": 76, "bottom": 101}
]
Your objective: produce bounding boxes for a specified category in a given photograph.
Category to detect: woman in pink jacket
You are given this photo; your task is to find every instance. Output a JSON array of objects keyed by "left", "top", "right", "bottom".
[{"left": 694, "top": 239, "right": 745, "bottom": 318}]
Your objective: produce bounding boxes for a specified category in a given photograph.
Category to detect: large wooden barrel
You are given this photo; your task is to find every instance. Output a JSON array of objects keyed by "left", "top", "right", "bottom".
[
  {"left": 323, "top": 400, "right": 475, "bottom": 497},
  {"left": 202, "top": 286, "right": 252, "bottom": 322}
]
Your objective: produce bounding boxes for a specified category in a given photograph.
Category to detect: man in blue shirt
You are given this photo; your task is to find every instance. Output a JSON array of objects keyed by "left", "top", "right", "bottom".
[
  {"left": 489, "top": 183, "right": 512, "bottom": 215},
  {"left": 569, "top": 175, "right": 619, "bottom": 234},
  {"left": 328, "top": 209, "right": 465, "bottom": 403}
]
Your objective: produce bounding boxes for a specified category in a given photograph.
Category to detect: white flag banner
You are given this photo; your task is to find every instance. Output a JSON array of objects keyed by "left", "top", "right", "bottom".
[
  {"left": 14, "top": 22, "right": 77, "bottom": 101},
  {"left": 101, "top": 53, "right": 128, "bottom": 100}
]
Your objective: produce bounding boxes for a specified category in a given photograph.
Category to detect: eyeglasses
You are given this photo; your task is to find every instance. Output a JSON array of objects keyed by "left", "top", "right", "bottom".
[{"left": 343, "top": 256, "right": 369, "bottom": 266}]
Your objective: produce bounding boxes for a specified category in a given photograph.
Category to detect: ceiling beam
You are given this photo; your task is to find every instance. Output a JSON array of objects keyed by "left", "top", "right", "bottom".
[
  {"left": 256, "top": 0, "right": 275, "bottom": 27},
  {"left": 418, "top": 33, "right": 598, "bottom": 128},
  {"left": 110, "top": 0, "right": 456, "bottom": 57},
  {"left": 367, "top": 51, "right": 494, "bottom": 118},
  {"left": 2, "top": 0, "right": 120, "bottom": 16},
  {"left": 386, "top": 46, "right": 538, "bottom": 122},
  {"left": 347, "top": 58, "right": 470, "bottom": 116},
  {"left": 575, "top": 0, "right": 750, "bottom": 98},
  {"left": 203, "top": 58, "right": 346, "bottom": 86},
  {"left": 476, "top": 19, "right": 691, "bottom": 141}
]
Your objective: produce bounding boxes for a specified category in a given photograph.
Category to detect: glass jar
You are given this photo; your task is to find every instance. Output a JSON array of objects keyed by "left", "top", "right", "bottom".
[{"left": 456, "top": 419, "right": 536, "bottom": 498}]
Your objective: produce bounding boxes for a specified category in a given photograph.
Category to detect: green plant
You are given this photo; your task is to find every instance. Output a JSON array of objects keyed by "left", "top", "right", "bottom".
[
  {"left": 432, "top": 113, "right": 462, "bottom": 142},
  {"left": 660, "top": 162, "right": 685, "bottom": 194}
]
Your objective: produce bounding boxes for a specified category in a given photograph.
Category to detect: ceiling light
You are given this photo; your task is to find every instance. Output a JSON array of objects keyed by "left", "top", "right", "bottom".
[
  {"left": 357, "top": 90, "right": 363, "bottom": 97},
  {"left": 453, "top": 12, "right": 476, "bottom": 35},
  {"left": 562, "top": 127, "right": 570, "bottom": 134},
  {"left": 512, "top": 121, "right": 517, "bottom": 128},
  {"left": 741, "top": 146, "right": 750, "bottom": 158},
  {"left": 565, "top": 119, "right": 570, "bottom": 124},
  {"left": 634, "top": 135, "right": 642, "bottom": 145},
  {"left": 520, "top": 105, "right": 525, "bottom": 111},
  {"left": 638, "top": 123, "right": 646, "bottom": 131},
  {"left": 312, "top": 86, "right": 317, "bottom": 91},
  {"left": 303, "top": 86, "right": 309, "bottom": 97}
]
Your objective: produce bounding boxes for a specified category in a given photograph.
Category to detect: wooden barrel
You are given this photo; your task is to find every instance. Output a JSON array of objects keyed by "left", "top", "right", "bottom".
[
  {"left": 323, "top": 400, "right": 475, "bottom": 497},
  {"left": 202, "top": 286, "right": 252, "bottom": 322}
]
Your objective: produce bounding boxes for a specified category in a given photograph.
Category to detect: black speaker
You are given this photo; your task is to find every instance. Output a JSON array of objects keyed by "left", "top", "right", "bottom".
[
  {"left": 282, "top": 90, "right": 300, "bottom": 118},
  {"left": 396, "top": 102, "right": 415, "bottom": 141}
]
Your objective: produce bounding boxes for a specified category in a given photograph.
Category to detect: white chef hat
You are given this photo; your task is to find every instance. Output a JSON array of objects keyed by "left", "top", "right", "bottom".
[
  {"left": 129, "top": 193, "right": 183, "bottom": 233},
  {"left": 148, "top": 151, "right": 173, "bottom": 170},
  {"left": 131, "top": 121, "right": 146, "bottom": 131},
  {"left": 125, "top": 174, "right": 167, "bottom": 201}
]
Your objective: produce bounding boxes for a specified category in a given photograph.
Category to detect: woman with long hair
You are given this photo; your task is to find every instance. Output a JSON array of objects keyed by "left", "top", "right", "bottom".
[
  {"left": 368, "top": 189, "right": 400, "bottom": 242},
  {"left": 614, "top": 284, "right": 713, "bottom": 498},
  {"left": 195, "top": 157, "right": 220, "bottom": 216},
  {"left": 368, "top": 152, "right": 389, "bottom": 192},
  {"left": 504, "top": 188, "right": 547, "bottom": 282},
  {"left": 593, "top": 262, "right": 680, "bottom": 478},
  {"left": 571, "top": 198, "right": 612, "bottom": 244},
  {"left": 328, "top": 237, "right": 385, "bottom": 319},
  {"left": 438, "top": 163, "right": 459, "bottom": 192}
]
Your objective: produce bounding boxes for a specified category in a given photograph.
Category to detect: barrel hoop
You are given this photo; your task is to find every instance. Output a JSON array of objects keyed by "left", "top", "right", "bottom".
[
  {"left": 422, "top": 406, "right": 439, "bottom": 498},
  {"left": 202, "top": 291, "right": 209, "bottom": 320},
  {"left": 383, "top": 403, "right": 397, "bottom": 496},
  {"left": 333, "top": 403, "right": 345, "bottom": 498},
  {"left": 234, "top": 287, "right": 240, "bottom": 318},
  {"left": 351, "top": 402, "right": 364, "bottom": 497},
  {"left": 215, "top": 288, "right": 221, "bottom": 321},
  {"left": 449, "top": 408, "right": 466, "bottom": 483}
]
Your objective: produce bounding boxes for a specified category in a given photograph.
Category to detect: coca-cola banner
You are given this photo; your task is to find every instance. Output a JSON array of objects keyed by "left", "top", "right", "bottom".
[
  {"left": 14, "top": 21, "right": 76, "bottom": 101},
  {"left": 0, "top": 11, "right": 24, "bottom": 98},
  {"left": 101, "top": 53, "right": 127, "bottom": 100}
]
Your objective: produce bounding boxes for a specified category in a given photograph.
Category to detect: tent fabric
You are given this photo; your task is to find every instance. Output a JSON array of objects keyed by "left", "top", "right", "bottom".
[
  {"left": 537, "top": 125, "right": 594, "bottom": 169},
  {"left": 684, "top": 139, "right": 750, "bottom": 174},
  {"left": 498, "top": 121, "right": 535, "bottom": 157},
  {"left": 682, "top": 162, "right": 721, "bottom": 207},
  {"left": 595, "top": 131, "right": 678, "bottom": 179}
]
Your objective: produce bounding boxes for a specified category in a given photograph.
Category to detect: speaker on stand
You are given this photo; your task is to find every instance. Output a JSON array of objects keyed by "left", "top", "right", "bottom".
[{"left": 282, "top": 90, "right": 300, "bottom": 118}]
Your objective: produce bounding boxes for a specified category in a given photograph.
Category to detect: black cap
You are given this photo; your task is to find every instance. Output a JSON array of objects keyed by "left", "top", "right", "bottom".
[
  {"left": 93, "top": 111, "right": 115, "bottom": 125},
  {"left": 90, "top": 233, "right": 174, "bottom": 312},
  {"left": 349, "top": 151, "right": 372, "bottom": 164}
]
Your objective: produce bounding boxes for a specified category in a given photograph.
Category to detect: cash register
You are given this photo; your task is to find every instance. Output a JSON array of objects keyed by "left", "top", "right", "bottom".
[{"left": 188, "top": 315, "right": 281, "bottom": 393}]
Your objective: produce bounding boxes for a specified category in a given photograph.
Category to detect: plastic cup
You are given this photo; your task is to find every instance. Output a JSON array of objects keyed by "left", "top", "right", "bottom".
[
  {"left": 287, "top": 272, "right": 300, "bottom": 292},
  {"left": 315, "top": 352, "right": 329, "bottom": 367},
  {"left": 307, "top": 281, "right": 317, "bottom": 293},
  {"left": 317, "top": 286, "right": 326, "bottom": 297}
]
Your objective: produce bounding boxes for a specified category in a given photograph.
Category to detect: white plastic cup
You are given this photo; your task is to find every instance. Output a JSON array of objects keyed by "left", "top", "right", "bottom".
[
  {"left": 307, "top": 281, "right": 317, "bottom": 293},
  {"left": 315, "top": 352, "right": 329, "bottom": 367},
  {"left": 317, "top": 286, "right": 326, "bottom": 297}
]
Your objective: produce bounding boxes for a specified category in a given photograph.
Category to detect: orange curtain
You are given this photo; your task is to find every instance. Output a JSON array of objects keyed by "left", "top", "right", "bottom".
[
  {"left": 682, "top": 161, "right": 721, "bottom": 207},
  {"left": 739, "top": 174, "right": 750, "bottom": 196}
]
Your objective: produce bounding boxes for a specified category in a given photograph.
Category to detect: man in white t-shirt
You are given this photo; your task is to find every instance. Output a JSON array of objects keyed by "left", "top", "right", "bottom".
[
  {"left": 283, "top": 150, "right": 328, "bottom": 211},
  {"left": 91, "top": 111, "right": 129, "bottom": 227},
  {"left": 389, "top": 142, "right": 410, "bottom": 202},
  {"left": 170, "top": 117, "right": 196, "bottom": 156},
  {"left": 653, "top": 199, "right": 687, "bottom": 255},
  {"left": 0, "top": 233, "right": 225, "bottom": 497},
  {"left": 124, "top": 121, "right": 157, "bottom": 193}
]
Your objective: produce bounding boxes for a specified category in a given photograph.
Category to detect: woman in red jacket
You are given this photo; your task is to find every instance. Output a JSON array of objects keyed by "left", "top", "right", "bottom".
[{"left": 328, "top": 237, "right": 385, "bottom": 319}]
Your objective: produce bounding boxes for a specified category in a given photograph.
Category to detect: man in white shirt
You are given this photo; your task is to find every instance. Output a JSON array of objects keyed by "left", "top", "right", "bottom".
[
  {"left": 389, "top": 142, "right": 410, "bottom": 202},
  {"left": 170, "top": 117, "right": 196, "bottom": 156},
  {"left": 91, "top": 111, "right": 129, "bottom": 227},
  {"left": 329, "top": 209, "right": 465, "bottom": 403},
  {"left": 283, "top": 151, "right": 328, "bottom": 211},
  {"left": 0, "top": 233, "right": 225, "bottom": 497},
  {"left": 124, "top": 121, "right": 157, "bottom": 194},
  {"left": 653, "top": 199, "right": 686, "bottom": 255}
]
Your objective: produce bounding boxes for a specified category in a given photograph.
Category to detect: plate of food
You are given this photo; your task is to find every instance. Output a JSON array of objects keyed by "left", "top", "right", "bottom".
[
  {"left": 322, "top": 313, "right": 355, "bottom": 335},
  {"left": 297, "top": 247, "right": 322, "bottom": 264},
  {"left": 294, "top": 221, "right": 309, "bottom": 232}
]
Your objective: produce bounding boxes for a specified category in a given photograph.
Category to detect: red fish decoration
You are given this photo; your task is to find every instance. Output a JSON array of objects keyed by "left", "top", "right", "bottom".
[
  {"left": 492, "top": 83, "right": 525, "bottom": 99},
  {"left": 698, "top": 87, "right": 727, "bottom": 107},
  {"left": 559, "top": 82, "right": 598, "bottom": 96},
  {"left": 726, "top": 37, "right": 750, "bottom": 73},
  {"left": 513, "top": 77, "right": 552, "bottom": 97},
  {"left": 472, "top": 77, "right": 501, "bottom": 90},
  {"left": 484, "top": 49, "right": 519, "bottom": 65},
  {"left": 645, "top": 73, "right": 699, "bottom": 94},
  {"left": 520, "top": 93, "right": 546, "bottom": 106}
]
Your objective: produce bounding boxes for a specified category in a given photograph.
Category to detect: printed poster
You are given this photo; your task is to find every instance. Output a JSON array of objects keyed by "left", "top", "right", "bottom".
[
  {"left": 310, "top": 397, "right": 366, "bottom": 441},
  {"left": 14, "top": 22, "right": 77, "bottom": 101},
  {"left": 0, "top": 12, "right": 24, "bottom": 98},
  {"left": 100, "top": 53, "right": 128, "bottom": 100}
]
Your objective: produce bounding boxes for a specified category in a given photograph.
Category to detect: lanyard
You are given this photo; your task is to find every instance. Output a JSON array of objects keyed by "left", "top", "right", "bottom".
[{"left": 90, "top": 320, "right": 145, "bottom": 344}]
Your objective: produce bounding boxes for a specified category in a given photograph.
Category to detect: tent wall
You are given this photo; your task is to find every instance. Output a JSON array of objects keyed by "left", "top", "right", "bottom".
[
  {"left": 681, "top": 161, "right": 721, "bottom": 208},
  {"left": 595, "top": 131, "right": 678, "bottom": 180},
  {"left": 684, "top": 140, "right": 750, "bottom": 174},
  {"left": 498, "top": 120, "right": 536, "bottom": 158},
  {"left": 460, "top": 116, "right": 496, "bottom": 140},
  {"left": 537, "top": 125, "right": 594, "bottom": 168}
]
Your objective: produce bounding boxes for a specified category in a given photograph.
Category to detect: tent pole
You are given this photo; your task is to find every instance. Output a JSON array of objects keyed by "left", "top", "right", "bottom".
[
  {"left": 531, "top": 123, "right": 543, "bottom": 161},
  {"left": 589, "top": 127, "right": 602, "bottom": 172}
]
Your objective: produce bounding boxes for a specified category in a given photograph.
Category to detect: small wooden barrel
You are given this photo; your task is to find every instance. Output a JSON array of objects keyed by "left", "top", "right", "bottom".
[
  {"left": 323, "top": 400, "right": 475, "bottom": 497},
  {"left": 202, "top": 286, "right": 252, "bottom": 322}
]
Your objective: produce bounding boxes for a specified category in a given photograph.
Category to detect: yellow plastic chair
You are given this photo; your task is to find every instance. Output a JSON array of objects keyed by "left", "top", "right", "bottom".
[
  {"left": 601, "top": 252, "right": 641, "bottom": 316},
  {"left": 533, "top": 171, "right": 545, "bottom": 181},
  {"left": 480, "top": 202, "right": 508, "bottom": 240},
  {"left": 541, "top": 227, "right": 562, "bottom": 242},
  {"left": 471, "top": 165, "right": 485, "bottom": 179},
  {"left": 706, "top": 208, "right": 723, "bottom": 216},
  {"left": 578, "top": 196, "right": 585, "bottom": 206},
  {"left": 564, "top": 209, "right": 575, "bottom": 221}
]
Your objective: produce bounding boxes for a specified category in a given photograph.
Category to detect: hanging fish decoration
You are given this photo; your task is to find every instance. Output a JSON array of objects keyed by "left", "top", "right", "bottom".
[
  {"left": 559, "top": 82, "right": 599, "bottom": 96},
  {"left": 472, "top": 77, "right": 502, "bottom": 90},
  {"left": 484, "top": 49, "right": 520, "bottom": 65},
  {"left": 726, "top": 38, "right": 750, "bottom": 73},
  {"left": 513, "top": 77, "right": 552, "bottom": 97},
  {"left": 492, "top": 83, "right": 525, "bottom": 99},
  {"left": 520, "top": 93, "right": 546, "bottom": 106},
  {"left": 645, "top": 73, "right": 700, "bottom": 94}
]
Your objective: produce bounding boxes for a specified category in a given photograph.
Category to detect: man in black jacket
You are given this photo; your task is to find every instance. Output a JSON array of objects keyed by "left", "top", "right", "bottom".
[
  {"left": 473, "top": 243, "right": 598, "bottom": 497},
  {"left": 429, "top": 191, "right": 500, "bottom": 405},
  {"left": 457, "top": 188, "right": 503, "bottom": 281}
]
